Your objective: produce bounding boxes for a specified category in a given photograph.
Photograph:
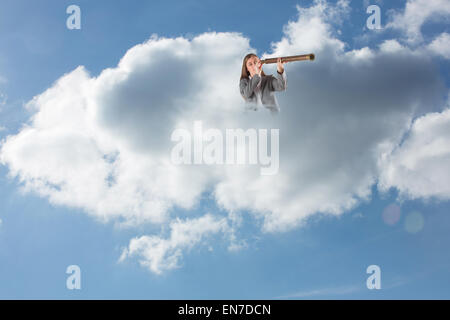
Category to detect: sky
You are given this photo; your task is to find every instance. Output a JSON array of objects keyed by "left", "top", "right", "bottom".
[{"left": 0, "top": 0, "right": 449, "bottom": 299}]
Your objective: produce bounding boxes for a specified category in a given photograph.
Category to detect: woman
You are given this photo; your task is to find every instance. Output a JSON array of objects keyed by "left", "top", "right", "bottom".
[{"left": 239, "top": 53, "right": 287, "bottom": 113}]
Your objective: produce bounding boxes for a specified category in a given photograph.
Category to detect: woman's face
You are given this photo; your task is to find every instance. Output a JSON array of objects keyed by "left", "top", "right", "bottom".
[{"left": 246, "top": 56, "right": 261, "bottom": 77}]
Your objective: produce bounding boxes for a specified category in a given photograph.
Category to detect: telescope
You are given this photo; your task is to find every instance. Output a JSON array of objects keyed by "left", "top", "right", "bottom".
[{"left": 260, "top": 53, "right": 315, "bottom": 64}]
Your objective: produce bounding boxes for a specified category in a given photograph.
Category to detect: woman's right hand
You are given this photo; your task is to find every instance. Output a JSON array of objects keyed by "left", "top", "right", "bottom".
[{"left": 253, "top": 61, "right": 262, "bottom": 76}]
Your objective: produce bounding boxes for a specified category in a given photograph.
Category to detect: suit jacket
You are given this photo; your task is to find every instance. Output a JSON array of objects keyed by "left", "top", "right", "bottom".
[{"left": 239, "top": 70, "right": 287, "bottom": 113}]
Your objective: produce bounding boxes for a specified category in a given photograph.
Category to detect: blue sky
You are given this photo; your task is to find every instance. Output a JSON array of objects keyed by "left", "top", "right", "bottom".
[{"left": 0, "top": 0, "right": 450, "bottom": 299}]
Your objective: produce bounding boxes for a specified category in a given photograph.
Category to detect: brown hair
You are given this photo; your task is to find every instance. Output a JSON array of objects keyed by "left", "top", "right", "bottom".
[{"left": 240, "top": 53, "right": 266, "bottom": 80}]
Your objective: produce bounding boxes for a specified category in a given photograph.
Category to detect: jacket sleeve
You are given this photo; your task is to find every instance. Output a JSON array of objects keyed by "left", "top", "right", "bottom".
[
  {"left": 271, "top": 69, "right": 287, "bottom": 91},
  {"left": 240, "top": 75, "right": 262, "bottom": 99}
]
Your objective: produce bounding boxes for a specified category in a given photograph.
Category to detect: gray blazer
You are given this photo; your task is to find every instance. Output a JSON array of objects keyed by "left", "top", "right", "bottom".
[{"left": 239, "top": 70, "right": 287, "bottom": 113}]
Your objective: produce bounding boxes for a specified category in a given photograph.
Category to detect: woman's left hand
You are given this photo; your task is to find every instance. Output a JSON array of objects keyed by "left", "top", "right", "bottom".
[{"left": 277, "top": 57, "right": 286, "bottom": 74}]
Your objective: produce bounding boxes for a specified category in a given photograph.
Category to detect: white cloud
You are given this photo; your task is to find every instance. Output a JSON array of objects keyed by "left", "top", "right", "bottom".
[
  {"left": 427, "top": 32, "right": 450, "bottom": 59},
  {"left": 119, "top": 213, "right": 229, "bottom": 274},
  {"left": 386, "top": 0, "right": 450, "bottom": 43},
  {"left": 378, "top": 39, "right": 406, "bottom": 53},
  {"left": 0, "top": 0, "right": 448, "bottom": 274},
  {"left": 378, "top": 101, "right": 450, "bottom": 201}
]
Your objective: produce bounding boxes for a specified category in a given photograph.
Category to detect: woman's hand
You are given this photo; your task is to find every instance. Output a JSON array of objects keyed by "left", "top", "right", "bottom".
[
  {"left": 277, "top": 57, "right": 286, "bottom": 74},
  {"left": 254, "top": 60, "right": 262, "bottom": 76}
]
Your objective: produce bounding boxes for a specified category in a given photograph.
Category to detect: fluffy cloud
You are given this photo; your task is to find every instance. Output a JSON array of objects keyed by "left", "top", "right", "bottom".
[
  {"left": 386, "top": 0, "right": 450, "bottom": 43},
  {"left": 427, "top": 33, "right": 450, "bottom": 59},
  {"left": 0, "top": 0, "right": 449, "bottom": 273},
  {"left": 119, "top": 213, "right": 229, "bottom": 274},
  {"left": 378, "top": 96, "right": 450, "bottom": 200}
]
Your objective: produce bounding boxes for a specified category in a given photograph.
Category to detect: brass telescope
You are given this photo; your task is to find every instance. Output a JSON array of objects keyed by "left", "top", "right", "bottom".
[{"left": 260, "top": 53, "right": 315, "bottom": 64}]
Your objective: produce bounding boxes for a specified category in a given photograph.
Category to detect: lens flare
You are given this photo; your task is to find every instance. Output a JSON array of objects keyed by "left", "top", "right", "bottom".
[
  {"left": 404, "top": 211, "right": 425, "bottom": 234},
  {"left": 382, "top": 203, "right": 401, "bottom": 226}
]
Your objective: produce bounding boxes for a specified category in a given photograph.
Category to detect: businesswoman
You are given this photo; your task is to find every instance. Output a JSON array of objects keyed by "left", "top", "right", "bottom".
[{"left": 239, "top": 53, "right": 287, "bottom": 113}]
